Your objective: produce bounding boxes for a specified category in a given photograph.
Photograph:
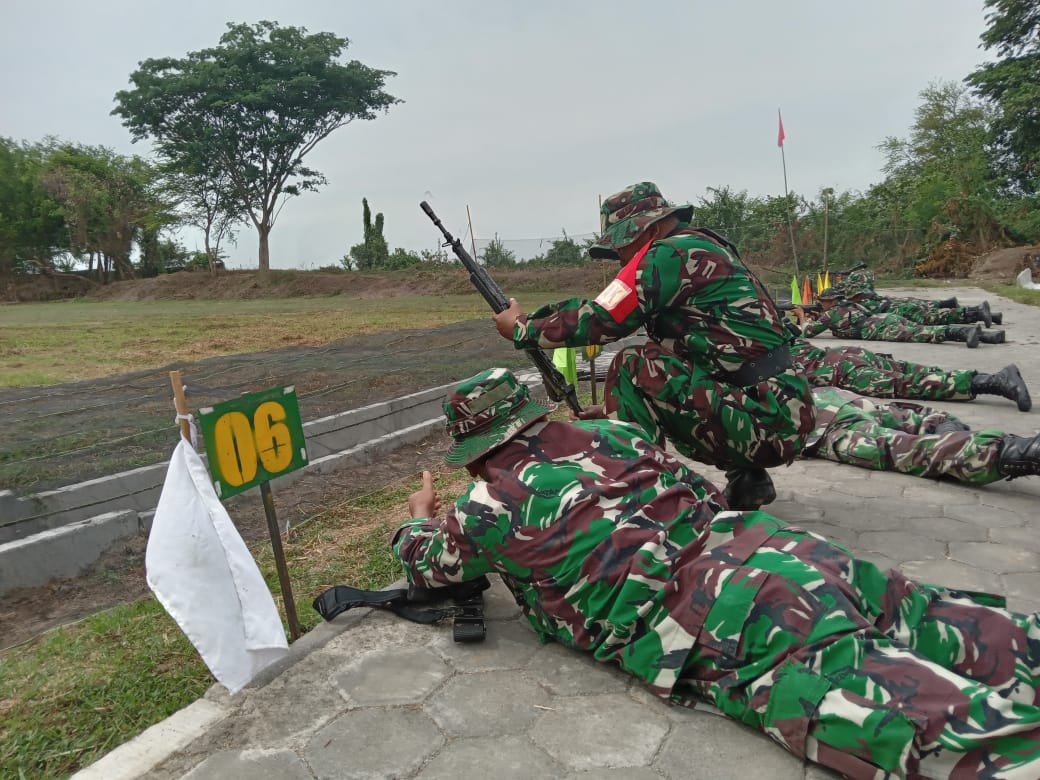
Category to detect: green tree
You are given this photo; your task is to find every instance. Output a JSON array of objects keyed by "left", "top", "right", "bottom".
[
  {"left": 479, "top": 235, "right": 516, "bottom": 268},
  {"left": 0, "top": 138, "right": 66, "bottom": 278},
  {"left": 346, "top": 198, "right": 389, "bottom": 269},
  {"left": 162, "top": 165, "right": 242, "bottom": 274},
  {"left": 113, "top": 20, "right": 401, "bottom": 274},
  {"left": 541, "top": 231, "right": 583, "bottom": 266},
  {"left": 966, "top": 0, "right": 1040, "bottom": 193},
  {"left": 39, "top": 143, "right": 166, "bottom": 283}
]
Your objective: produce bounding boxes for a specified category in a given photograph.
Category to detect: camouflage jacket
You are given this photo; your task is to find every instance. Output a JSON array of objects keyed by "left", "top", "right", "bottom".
[
  {"left": 512, "top": 225, "right": 791, "bottom": 376},
  {"left": 800, "top": 301, "right": 873, "bottom": 338},
  {"left": 393, "top": 418, "right": 787, "bottom": 697}
]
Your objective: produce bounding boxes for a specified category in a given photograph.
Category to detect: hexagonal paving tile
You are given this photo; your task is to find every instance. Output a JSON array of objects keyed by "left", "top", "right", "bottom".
[
  {"left": 417, "top": 736, "right": 560, "bottom": 778},
  {"left": 334, "top": 646, "right": 451, "bottom": 705},
  {"left": 431, "top": 619, "right": 540, "bottom": 672},
  {"left": 525, "top": 642, "right": 629, "bottom": 696},
  {"left": 305, "top": 708, "right": 443, "bottom": 779},
  {"left": 529, "top": 693, "right": 669, "bottom": 770},
  {"left": 424, "top": 670, "right": 551, "bottom": 737}
]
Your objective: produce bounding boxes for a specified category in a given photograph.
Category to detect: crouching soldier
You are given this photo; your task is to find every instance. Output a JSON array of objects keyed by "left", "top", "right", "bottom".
[{"left": 493, "top": 181, "right": 815, "bottom": 510}]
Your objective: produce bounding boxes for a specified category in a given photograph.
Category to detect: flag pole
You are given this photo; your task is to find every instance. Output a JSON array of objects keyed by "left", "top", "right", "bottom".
[{"left": 778, "top": 108, "right": 800, "bottom": 276}]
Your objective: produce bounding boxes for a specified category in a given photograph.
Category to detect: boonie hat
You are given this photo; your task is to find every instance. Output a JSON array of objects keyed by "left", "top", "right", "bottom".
[
  {"left": 588, "top": 182, "right": 694, "bottom": 260},
  {"left": 443, "top": 368, "right": 550, "bottom": 465},
  {"left": 817, "top": 287, "right": 844, "bottom": 301}
]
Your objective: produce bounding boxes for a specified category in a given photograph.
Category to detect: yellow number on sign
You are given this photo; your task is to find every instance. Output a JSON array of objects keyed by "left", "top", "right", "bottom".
[
  {"left": 213, "top": 411, "right": 258, "bottom": 486},
  {"left": 254, "top": 401, "right": 293, "bottom": 474}
]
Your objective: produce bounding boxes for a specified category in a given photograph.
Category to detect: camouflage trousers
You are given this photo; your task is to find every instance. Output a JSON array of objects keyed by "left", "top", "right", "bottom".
[
  {"left": 793, "top": 343, "right": 975, "bottom": 401},
  {"left": 676, "top": 512, "right": 1040, "bottom": 779},
  {"left": 889, "top": 301, "right": 967, "bottom": 326},
  {"left": 604, "top": 342, "right": 816, "bottom": 469},
  {"left": 810, "top": 395, "right": 1005, "bottom": 484},
  {"left": 859, "top": 315, "right": 946, "bottom": 343}
]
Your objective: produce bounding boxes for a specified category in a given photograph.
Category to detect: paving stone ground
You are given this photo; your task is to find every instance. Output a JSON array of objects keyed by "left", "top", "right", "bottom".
[{"left": 74, "top": 287, "right": 1040, "bottom": 780}]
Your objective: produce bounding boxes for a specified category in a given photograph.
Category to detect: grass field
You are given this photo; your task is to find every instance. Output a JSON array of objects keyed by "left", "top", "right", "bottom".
[{"left": 0, "top": 295, "right": 503, "bottom": 387}]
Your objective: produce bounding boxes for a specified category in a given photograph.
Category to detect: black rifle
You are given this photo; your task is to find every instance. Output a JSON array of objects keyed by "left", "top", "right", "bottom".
[
  {"left": 776, "top": 302, "right": 822, "bottom": 313},
  {"left": 420, "top": 201, "right": 582, "bottom": 416},
  {"left": 831, "top": 261, "right": 867, "bottom": 277}
]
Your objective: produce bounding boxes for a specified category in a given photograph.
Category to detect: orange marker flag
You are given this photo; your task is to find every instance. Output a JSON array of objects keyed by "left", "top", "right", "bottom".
[{"left": 802, "top": 276, "right": 813, "bottom": 304}]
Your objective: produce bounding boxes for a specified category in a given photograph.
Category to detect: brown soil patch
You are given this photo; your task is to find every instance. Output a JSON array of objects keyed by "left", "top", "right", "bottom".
[{"left": 969, "top": 245, "right": 1040, "bottom": 282}]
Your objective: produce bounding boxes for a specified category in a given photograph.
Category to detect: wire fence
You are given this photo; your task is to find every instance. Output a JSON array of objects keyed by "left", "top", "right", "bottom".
[{"left": 0, "top": 320, "right": 541, "bottom": 496}]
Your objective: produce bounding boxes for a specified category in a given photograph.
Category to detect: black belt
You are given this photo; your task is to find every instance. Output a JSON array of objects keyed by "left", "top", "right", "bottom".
[
  {"left": 312, "top": 576, "right": 490, "bottom": 643},
  {"left": 719, "top": 345, "right": 793, "bottom": 386}
]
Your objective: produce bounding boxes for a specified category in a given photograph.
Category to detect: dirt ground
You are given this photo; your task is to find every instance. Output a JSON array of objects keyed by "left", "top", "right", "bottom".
[{"left": 1, "top": 244, "right": 1033, "bottom": 650}]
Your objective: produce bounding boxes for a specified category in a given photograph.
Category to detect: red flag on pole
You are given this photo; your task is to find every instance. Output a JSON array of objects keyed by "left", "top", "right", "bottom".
[{"left": 777, "top": 109, "right": 786, "bottom": 148}]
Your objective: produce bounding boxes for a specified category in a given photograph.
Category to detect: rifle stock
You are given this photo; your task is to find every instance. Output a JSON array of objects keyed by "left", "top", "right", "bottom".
[{"left": 420, "top": 202, "right": 583, "bottom": 416}]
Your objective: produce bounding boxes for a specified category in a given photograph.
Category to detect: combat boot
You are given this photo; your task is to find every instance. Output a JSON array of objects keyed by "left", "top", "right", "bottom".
[
  {"left": 935, "top": 296, "right": 959, "bottom": 308},
  {"left": 944, "top": 323, "right": 981, "bottom": 348},
  {"left": 963, "top": 302, "right": 993, "bottom": 328},
  {"left": 979, "top": 329, "right": 1006, "bottom": 344},
  {"left": 970, "top": 364, "right": 1032, "bottom": 411},
  {"left": 991, "top": 311, "right": 1003, "bottom": 325},
  {"left": 722, "top": 467, "right": 776, "bottom": 510},
  {"left": 997, "top": 434, "right": 1040, "bottom": 479}
]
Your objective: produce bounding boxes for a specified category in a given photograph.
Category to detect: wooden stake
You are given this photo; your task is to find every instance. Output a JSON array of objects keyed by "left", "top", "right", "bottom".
[{"left": 170, "top": 370, "right": 191, "bottom": 442}]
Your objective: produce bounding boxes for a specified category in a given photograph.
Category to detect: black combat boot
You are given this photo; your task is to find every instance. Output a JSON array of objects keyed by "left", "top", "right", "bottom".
[
  {"left": 722, "top": 467, "right": 776, "bottom": 510},
  {"left": 997, "top": 434, "right": 1040, "bottom": 479},
  {"left": 944, "top": 323, "right": 981, "bottom": 348},
  {"left": 935, "top": 296, "right": 959, "bottom": 308},
  {"left": 991, "top": 311, "right": 1003, "bottom": 325},
  {"left": 964, "top": 302, "right": 993, "bottom": 328},
  {"left": 979, "top": 329, "right": 1006, "bottom": 344},
  {"left": 970, "top": 364, "right": 1032, "bottom": 411}
]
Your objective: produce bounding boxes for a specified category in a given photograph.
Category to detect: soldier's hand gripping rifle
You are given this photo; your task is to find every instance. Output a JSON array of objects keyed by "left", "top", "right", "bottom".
[{"left": 420, "top": 201, "right": 583, "bottom": 416}]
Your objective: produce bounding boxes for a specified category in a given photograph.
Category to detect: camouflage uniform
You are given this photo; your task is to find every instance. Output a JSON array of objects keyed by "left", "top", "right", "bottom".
[
  {"left": 512, "top": 182, "right": 815, "bottom": 470},
  {"left": 395, "top": 373, "right": 1040, "bottom": 778},
  {"left": 791, "top": 337, "right": 974, "bottom": 400},
  {"left": 856, "top": 295, "right": 971, "bottom": 325},
  {"left": 806, "top": 386, "right": 1005, "bottom": 483},
  {"left": 801, "top": 300, "right": 948, "bottom": 344}
]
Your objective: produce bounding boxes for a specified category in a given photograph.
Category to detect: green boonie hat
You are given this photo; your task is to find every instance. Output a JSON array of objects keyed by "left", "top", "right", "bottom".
[
  {"left": 443, "top": 368, "right": 550, "bottom": 465},
  {"left": 846, "top": 268, "right": 875, "bottom": 288},
  {"left": 818, "top": 287, "right": 844, "bottom": 301},
  {"left": 588, "top": 182, "right": 694, "bottom": 260}
]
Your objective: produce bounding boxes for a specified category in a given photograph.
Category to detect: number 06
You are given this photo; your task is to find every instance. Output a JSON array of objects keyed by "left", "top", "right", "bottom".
[{"left": 212, "top": 401, "right": 293, "bottom": 486}]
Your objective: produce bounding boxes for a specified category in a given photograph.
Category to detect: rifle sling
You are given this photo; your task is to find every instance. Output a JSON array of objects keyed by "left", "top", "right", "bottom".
[{"left": 312, "top": 578, "right": 489, "bottom": 642}]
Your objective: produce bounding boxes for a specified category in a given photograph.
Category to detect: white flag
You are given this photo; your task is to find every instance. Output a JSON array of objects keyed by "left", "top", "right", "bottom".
[{"left": 146, "top": 439, "right": 288, "bottom": 694}]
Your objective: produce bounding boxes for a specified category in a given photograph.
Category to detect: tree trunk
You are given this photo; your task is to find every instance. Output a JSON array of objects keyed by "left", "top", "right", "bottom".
[{"left": 257, "top": 224, "right": 271, "bottom": 275}]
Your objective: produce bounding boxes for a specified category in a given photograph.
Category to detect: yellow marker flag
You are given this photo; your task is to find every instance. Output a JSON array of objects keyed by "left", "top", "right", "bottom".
[
  {"left": 816, "top": 273, "right": 824, "bottom": 294},
  {"left": 790, "top": 275, "right": 802, "bottom": 305},
  {"left": 552, "top": 347, "right": 578, "bottom": 386},
  {"left": 824, "top": 272, "right": 831, "bottom": 290}
]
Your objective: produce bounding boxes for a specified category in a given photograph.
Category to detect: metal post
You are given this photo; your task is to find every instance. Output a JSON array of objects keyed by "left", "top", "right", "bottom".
[{"left": 260, "top": 481, "right": 302, "bottom": 640}]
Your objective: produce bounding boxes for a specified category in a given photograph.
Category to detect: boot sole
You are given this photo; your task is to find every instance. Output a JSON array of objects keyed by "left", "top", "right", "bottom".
[{"left": 1008, "top": 364, "right": 1032, "bottom": 412}]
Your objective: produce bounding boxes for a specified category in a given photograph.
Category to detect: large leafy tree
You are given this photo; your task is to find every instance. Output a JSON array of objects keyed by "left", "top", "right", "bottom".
[
  {"left": 0, "top": 138, "right": 66, "bottom": 278},
  {"left": 966, "top": 0, "right": 1040, "bottom": 192},
  {"left": 113, "top": 21, "right": 401, "bottom": 273},
  {"left": 40, "top": 143, "right": 165, "bottom": 282}
]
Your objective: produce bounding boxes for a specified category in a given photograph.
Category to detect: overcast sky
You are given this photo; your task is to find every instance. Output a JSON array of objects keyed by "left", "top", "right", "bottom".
[{"left": 1, "top": 1, "right": 992, "bottom": 268}]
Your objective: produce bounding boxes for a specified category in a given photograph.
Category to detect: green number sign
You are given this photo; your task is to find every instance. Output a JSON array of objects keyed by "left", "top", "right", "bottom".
[{"left": 198, "top": 386, "right": 308, "bottom": 499}]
